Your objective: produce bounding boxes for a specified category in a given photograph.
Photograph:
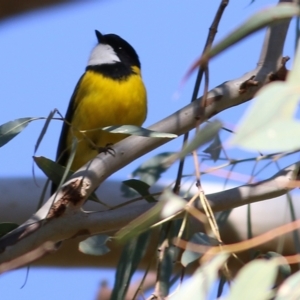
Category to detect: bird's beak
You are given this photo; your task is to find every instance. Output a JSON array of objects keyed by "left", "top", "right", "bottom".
[{"left": 95, "top": 30, "right": 103, "bottom": 43}]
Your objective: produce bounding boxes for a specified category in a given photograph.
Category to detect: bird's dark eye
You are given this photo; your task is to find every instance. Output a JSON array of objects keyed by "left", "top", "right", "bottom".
[{"left": 119, "top": 47, "right": 122, "bottom": 50}]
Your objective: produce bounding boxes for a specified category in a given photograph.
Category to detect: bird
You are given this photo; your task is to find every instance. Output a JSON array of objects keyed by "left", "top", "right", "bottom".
[{"left": 51, "top": 30, "right": 147, "bottom": 194}]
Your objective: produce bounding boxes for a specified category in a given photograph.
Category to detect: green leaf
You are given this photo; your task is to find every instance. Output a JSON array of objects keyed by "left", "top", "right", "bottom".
[
  {"left": 79, "top": 235, "right": 110, "bottom": 256},
  {"left": 164, "top": 120, "right": 222, "bottom": 167},
  {"left": 110, "top": 231, "right": 151, "bottom": 300},
  {"left": 193, "top": 3, "right": 300, "bottom": 67},
  {"left": 34, "top": 156, "right": 73, "bottom": 186},
  {"left": 181, "top": 232, "right": 218, "bottom": 267},
  {"left": 0, "top": 117, "right": 36, "bottom": 147},
  {"left": 0, "top": 222, "right": 19, "bottom": 238},
  {"left": 264, "top": 252, "right": 291, "bottom": 279},
  {"left": 157, "top": 245, "right": 179, "bottom": 297},
  {"left": 171, "top": 253, "right": 229, "bottom": 300},
  {"left": 34, "top": 110, "right": 56, "bottom": 154},
  {"left": 227, "top": 259, "right": 278, "bottom": 300},
  {"left": 102, "top": 125, "right": 177, "bottom": 138},
  {"left": 132, "top": 152, "right": 176, "bottom": 185},
  {"left": 203, "top": 134, "right": 222, "bottom": 162},
  {"left": 160, "top": 189, "right": 187, "bottom": 218},
  {"left": 230, "top": 83, "right": 300, "bottom": 151},
  {"left": 275, "top": 270, "right": 300, "bottom": 300},
  {"left": 115, "top": 189, "right": 186, "bottom": 242},
  {"left": 121, "top": 152, "right": 176, "bottom": 198},
  {"left": 122, "top": 179, "right": 156, "bottom": 202}
]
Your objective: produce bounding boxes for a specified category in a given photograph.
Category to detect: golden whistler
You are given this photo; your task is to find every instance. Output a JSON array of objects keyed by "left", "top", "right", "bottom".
[{"left": 52, "top": 31, "right": 147, "bottom": 194}]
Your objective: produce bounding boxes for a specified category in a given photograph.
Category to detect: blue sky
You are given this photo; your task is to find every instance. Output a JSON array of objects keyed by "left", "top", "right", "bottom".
[{"left": 0, "top": 0, "right": 298, "bottom": 299}]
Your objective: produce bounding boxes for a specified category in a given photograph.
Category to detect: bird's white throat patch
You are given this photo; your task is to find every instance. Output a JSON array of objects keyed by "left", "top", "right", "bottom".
[{"left": 88, "top": 44, "right": 120, "bottom": 66}]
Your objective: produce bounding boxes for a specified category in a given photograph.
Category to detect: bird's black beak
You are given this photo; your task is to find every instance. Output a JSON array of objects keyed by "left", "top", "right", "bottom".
[{"left": 95, "top": 30, "right": 104, "bottom": 43}]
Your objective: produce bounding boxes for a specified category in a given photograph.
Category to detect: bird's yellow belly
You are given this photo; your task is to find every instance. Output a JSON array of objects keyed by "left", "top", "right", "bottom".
[{"left": 67, "top": 70, "right": 147, "bottom": 170}]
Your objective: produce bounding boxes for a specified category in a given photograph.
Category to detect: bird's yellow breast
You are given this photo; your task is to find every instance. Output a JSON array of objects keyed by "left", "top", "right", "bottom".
[{"left": 67, "top": 67, "right": 147, "bottom": 170}]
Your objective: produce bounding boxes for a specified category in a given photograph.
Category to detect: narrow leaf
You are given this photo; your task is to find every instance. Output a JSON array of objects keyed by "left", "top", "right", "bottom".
[
  {"left": 34, "top": 110, "right": 56, "bottom": 154},
  {"left": 34, "top": 156, "right": 72, "bottom": 186},
  {"left": 189, "top": 3, "right": 300, "bottom": 72},
  {"left": 203, "top": 134, "right": 222, "bottom": 162},
  {"left": 276, "top": 270, "right": 300, "bottom": 300},
  {"left": 181, "top": 232, "right": 218, "bottom": 267},
  {"left": 115, "top": 189, "right": 186, "bottom": 242},
  {"left": 121, "top": 152, "right": 176, "bottom": 198},
  {"left": 230, "top": 83, "right": 300, "bottom": 151},
  {"left": 102, "top": 125, "right": 177, "bottom": 138},
  {"left": 158, "top": 246, "right": 178, "bottom": 297},
  {"left": 79, "top": 235, "right": 110, "bottom": 256},
  {"left": 164, "top": 120, "right": 222, "bottom": 167},
  {"left": 122, "top": 179, "right": 156, "bottom": 202},
  {"left": 171, "top": 253, "right": 229, "bottom": 300},
  {"left": 160, "top": 189, "right": 187, "bottom": 218},
  {"left": 132, "top": 152, "right": 176, "bottom": 185},
  {"left": 264, "top": 251, "right": 291, "bottom": 279},
  {"left": 227, "top": 259, "right": 278, "bottom": 300},
  {"left": 110, "top": 231, "right": 151, "bottom": 300},
  {"left": 0, "top": 117, "right": 36, "bottom": 147}
]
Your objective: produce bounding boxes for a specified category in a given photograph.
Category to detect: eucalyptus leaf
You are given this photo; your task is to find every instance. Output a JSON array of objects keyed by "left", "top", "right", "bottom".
[
  {"left": 34, "top": 156, "right": 73, "bottom": 186},
  {"left": 0, "top": 117, "right": 36, "bottom": 147},
  {"left": 131, "top": 152, "right": 175, "bottom": 185},
  {"left": 275, "top": 270, "right": 300, "bottom": 300},
  {"left": 264, "top": 251, "right": 291, "bottom": 279},
  {"left": 115, "top": 189, "right": 186, "bottom": 242},
  {"left": 171, "top": 253, "right": 229, "bottom": 300},
  {"left": 79, "top": 235, "right": 110, "bottom": 256},
  {"left": 158, "top": 246, "right": 179, "bottom": 297},
  {"left": 160, "top": 189, "right": 186, "bottom": 218},
  {"left": 230, "top": 85, "right": 300, "bottom": 151},
  {"left": 110, "top": 231, "right": 151, "bottom": 300},
  {"left": 122, "top": 179, "right": 156, "bottom": 202},
  {"left": 181, "top": 232, "right": 218, "bottom": 267},
  {"left": 227, "top": 259, "right": 278, "bottom": 300},
  {"left": 203, "top": 134, "right": 222, "bottom": 162},
  {"left": 164, "top": 120, "right": 222, "bottom": 167},
  {"left": 34, "top": 110, "right": 56, "bottom": 154},
  {"left": 102, "top": 125, "right": 177, "bottom": 138},
  {"left": 192, "top": 3, "right": 300, "bottom": 69},
  {"left": 121, "top": 152, "right": 176, "bottom": 198},
  {"left": 255, "top": 119, "right": 300, "bottom": 151}
]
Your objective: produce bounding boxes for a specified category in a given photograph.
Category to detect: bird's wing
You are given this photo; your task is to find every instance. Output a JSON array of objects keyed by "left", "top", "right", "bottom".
[{"left": 51, "top": 74, "right": 85, "bottom": 194}]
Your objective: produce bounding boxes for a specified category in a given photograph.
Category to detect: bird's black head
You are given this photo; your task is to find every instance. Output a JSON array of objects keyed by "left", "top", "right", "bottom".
[{"left": 87, "top": 30, "right": 141, "bottom": 69}]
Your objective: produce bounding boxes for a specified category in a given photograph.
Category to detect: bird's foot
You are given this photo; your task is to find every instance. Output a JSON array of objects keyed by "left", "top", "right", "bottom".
[{"left": 96, "top": 143, "right": 116, "bottom": 156}]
